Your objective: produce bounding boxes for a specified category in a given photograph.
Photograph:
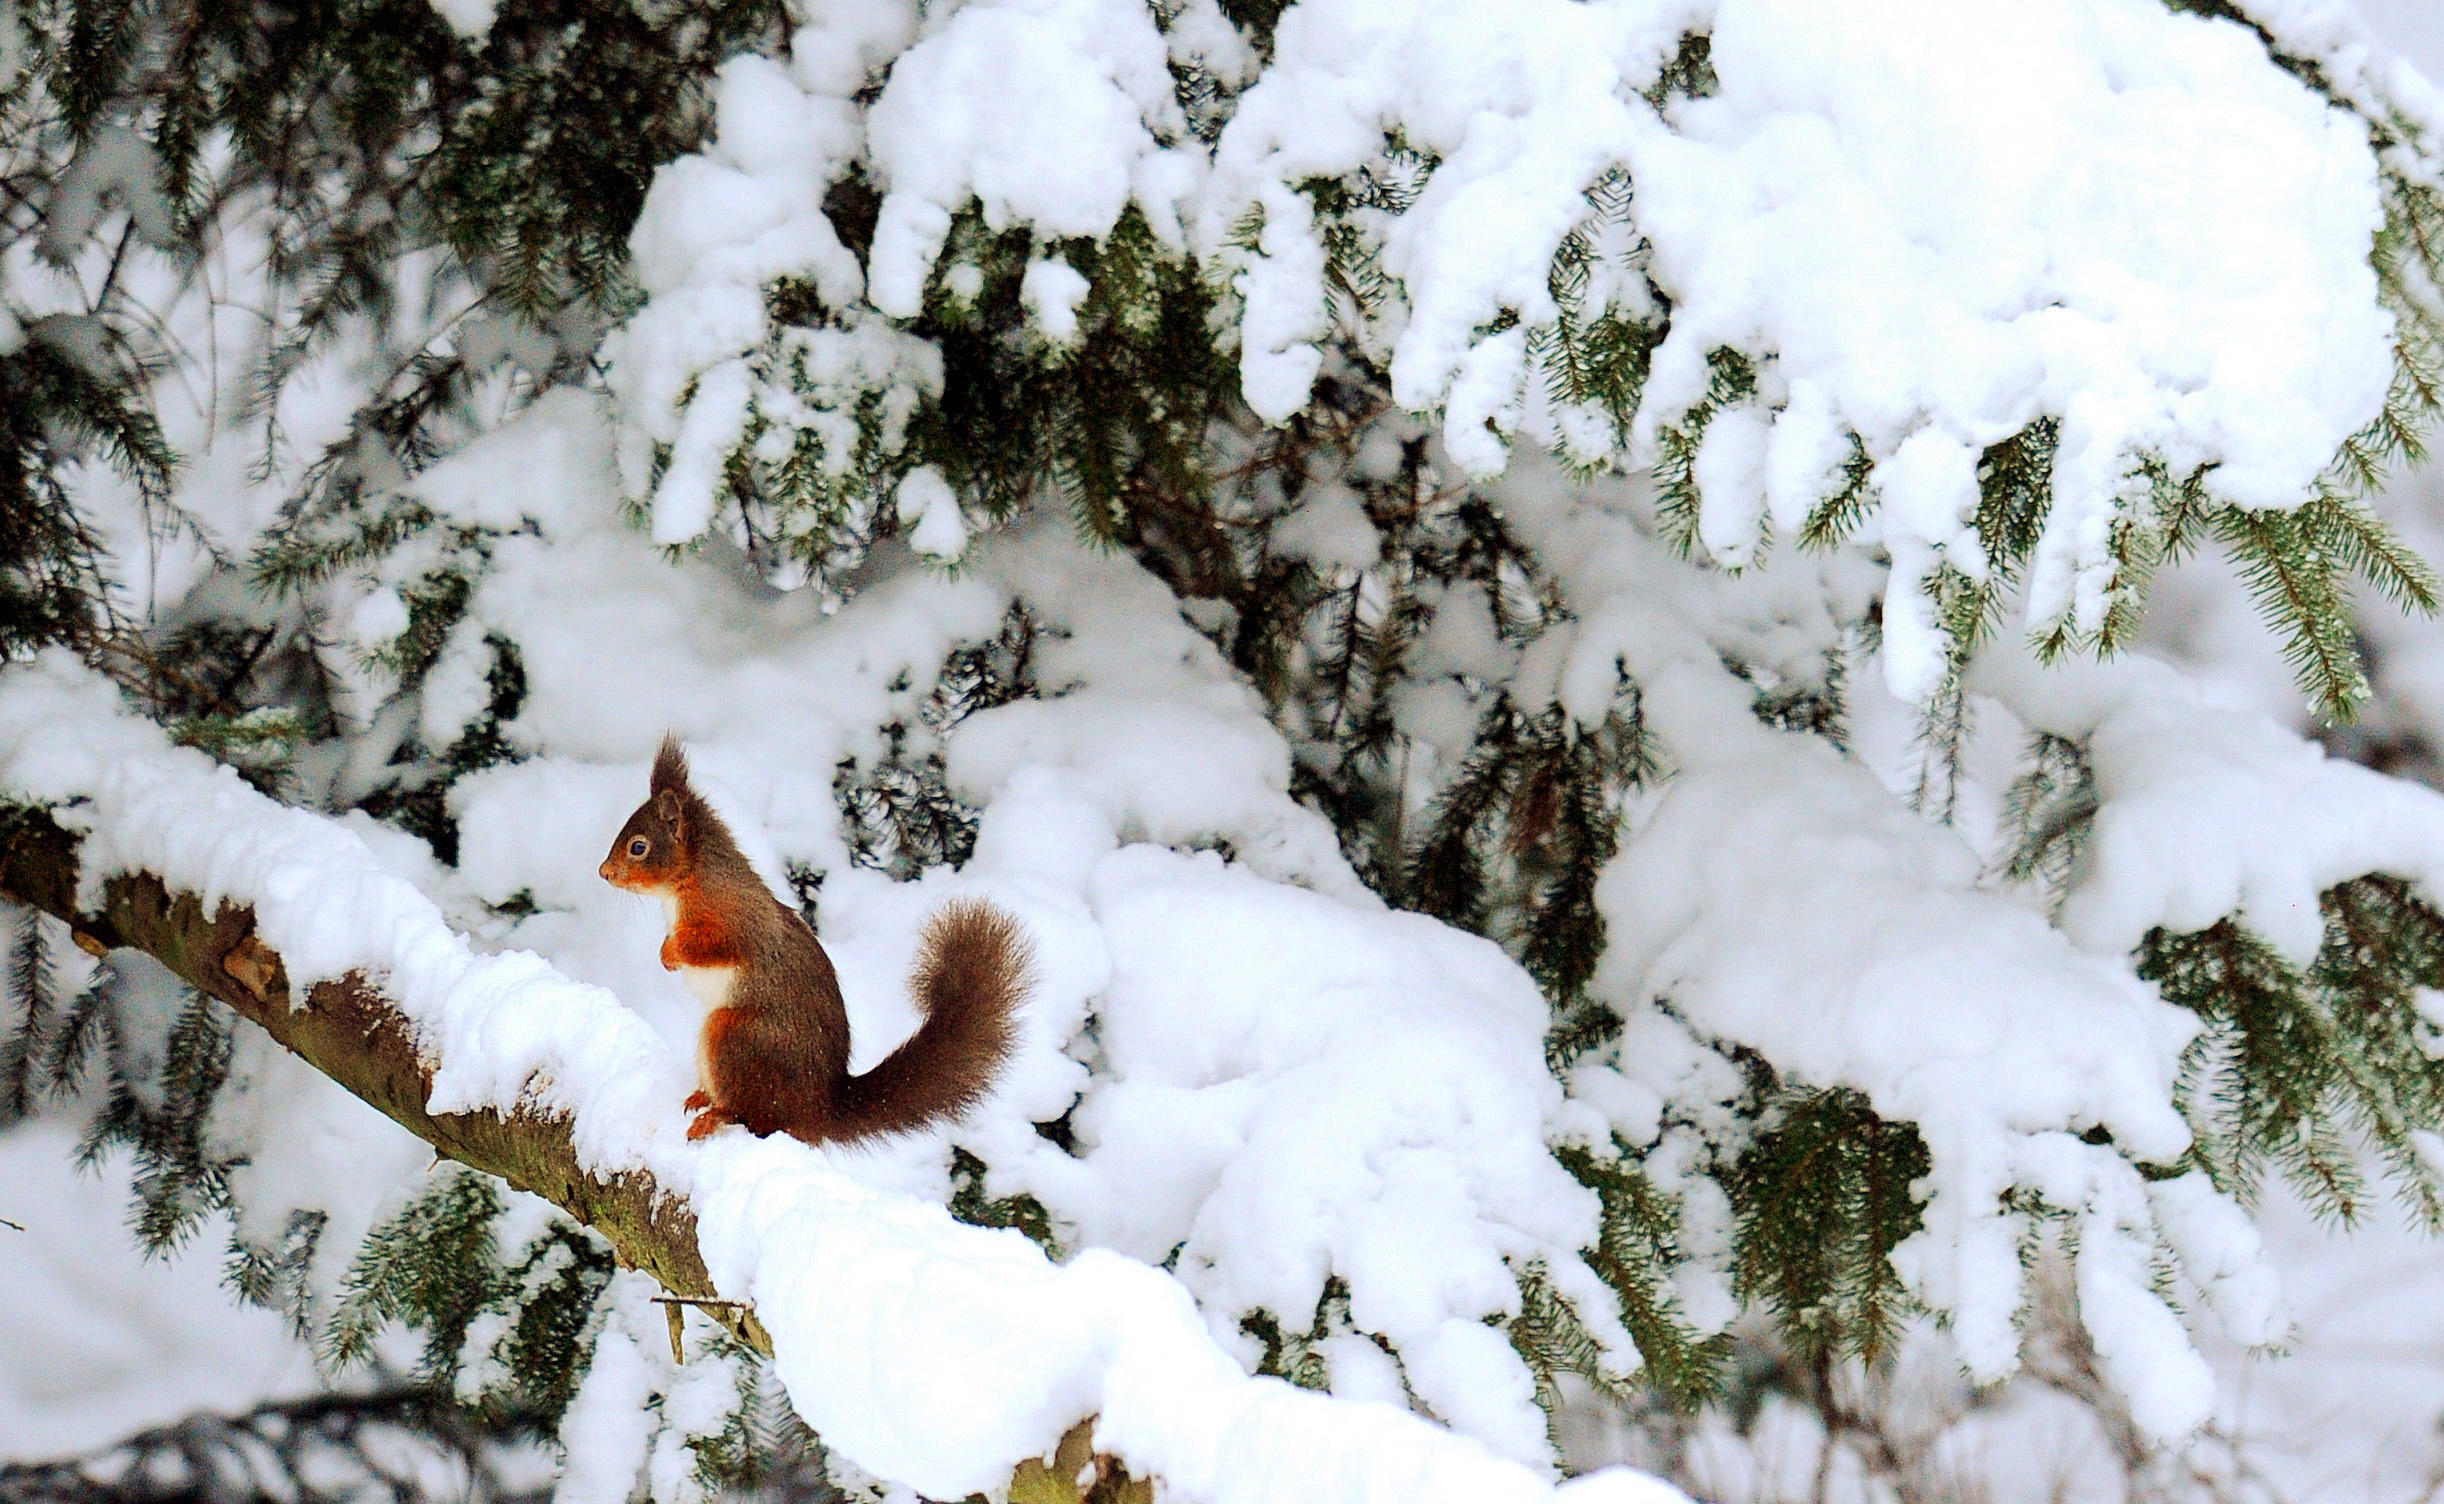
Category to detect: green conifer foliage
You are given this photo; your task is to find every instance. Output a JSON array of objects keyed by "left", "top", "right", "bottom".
[
  {"left": 2144, "top": 875, "right": 2444, "bottom": 1226},
  {"left": 1727, "top": 1087, "right": 1929, "bottom": 1368},
  {"left": 834, "top": 604, "right": 1042, "bottom": 881},
  {"left": 327, "top": 1165, "right": 629, "bottom": 1431},
  {"left": 1998, "top": 731, "right": 2098, "bottom": 907},
  {"left": 2, "top": 0, "right": 784, "bottom": 693},
  {"left": 1651, "top": 348, "right": 1760, "bottom": 559},
  {"left": 18, "top": 0, "right": 2444, "bottom": 1492},
  {"left": 1, "top": 910, "right": 62, "bottom": 1122},
  {"left": 1237, "top": 1278, "right": 1349, "bottom": 1393},
  {"left": 0, "top": 340, "right": 173, "bottom": 660},
  {"left": 328, "top": 1167, "right": 511, "bottom": 1374},
  {"left": 1533, "top": 175, "right": 1665, "bottom": 468},
  {"left": 0, "top": 938, "right": 245, "bottom": 1253},
  {"left": 1549, "top": 1146, "right": 1732, "bottom": 1410}
]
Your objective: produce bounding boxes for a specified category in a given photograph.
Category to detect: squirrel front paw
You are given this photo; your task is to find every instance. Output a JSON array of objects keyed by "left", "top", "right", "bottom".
[
  {"left": 683, "top": 1089, "right": 712, "bottom": 1112},
  {"left": 685, "top": 1104, "right": 736, "bottom": 1140}
]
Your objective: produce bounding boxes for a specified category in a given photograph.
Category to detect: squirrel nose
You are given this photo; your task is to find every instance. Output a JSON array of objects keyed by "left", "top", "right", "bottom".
[{"left": 598, "top": 859, "right": 616, "bottom": 882}]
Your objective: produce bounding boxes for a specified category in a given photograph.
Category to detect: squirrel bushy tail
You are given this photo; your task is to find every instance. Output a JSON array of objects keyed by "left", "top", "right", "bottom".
[{"left": 827, "top": 897, "right": 1032, "bottom": 1143}]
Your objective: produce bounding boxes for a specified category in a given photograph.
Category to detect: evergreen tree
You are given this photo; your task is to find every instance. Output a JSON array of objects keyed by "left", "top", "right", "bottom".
[{"left": 8, "top": 0, "right": 2444, "bottom": 1498}]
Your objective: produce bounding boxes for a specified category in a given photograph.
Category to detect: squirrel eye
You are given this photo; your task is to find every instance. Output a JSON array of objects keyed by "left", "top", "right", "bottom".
[{"left": 628, "top": 837, "right": 649, "bottom": 859}]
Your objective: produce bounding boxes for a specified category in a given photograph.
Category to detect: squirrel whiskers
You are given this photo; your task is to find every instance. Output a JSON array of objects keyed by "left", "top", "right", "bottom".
[{"left": 599, "top": 736, "right": 1032, "bottom": 1145}]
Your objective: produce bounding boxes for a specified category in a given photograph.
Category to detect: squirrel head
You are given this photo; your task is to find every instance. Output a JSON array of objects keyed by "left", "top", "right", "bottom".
[{"left": 599, "top": 736, "right": 704, "bottom": 893}]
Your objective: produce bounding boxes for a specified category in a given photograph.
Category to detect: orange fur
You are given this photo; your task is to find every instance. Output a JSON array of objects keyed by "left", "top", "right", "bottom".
[{"left": 662, "top": 878, "right": 749, "bottom": 970}]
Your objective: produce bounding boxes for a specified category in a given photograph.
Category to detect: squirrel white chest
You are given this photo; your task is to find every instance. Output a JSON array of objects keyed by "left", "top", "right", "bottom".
[
  {"left": 678, "top": 964, "right": 737, "bottom": 1009},
  {"left": 686, "top": 966, "right": 737, "bottom": 1092},
  {"left": 676, "top": 949, "right": 737, "bottom": 1091}
]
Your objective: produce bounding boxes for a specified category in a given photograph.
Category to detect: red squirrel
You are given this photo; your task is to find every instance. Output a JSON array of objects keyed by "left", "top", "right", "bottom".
[{"left": 598, "top": 737, "right": 1031, "bottom": 1145}]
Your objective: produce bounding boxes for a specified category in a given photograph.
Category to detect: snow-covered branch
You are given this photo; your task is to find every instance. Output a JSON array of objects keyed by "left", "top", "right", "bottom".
[{"left": 0, "top": 802, "right": 764, "bottom": 1358}]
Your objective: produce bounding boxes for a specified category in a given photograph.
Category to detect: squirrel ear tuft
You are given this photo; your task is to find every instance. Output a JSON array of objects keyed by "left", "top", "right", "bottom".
[{"left": 650, "top": 735, "right": 690, "bottom": 795}]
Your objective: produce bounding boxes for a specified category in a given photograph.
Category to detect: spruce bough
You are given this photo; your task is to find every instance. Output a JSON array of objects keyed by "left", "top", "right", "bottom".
[{"left": 13, "top": 0, "right": 2444, "bottom": 1493}]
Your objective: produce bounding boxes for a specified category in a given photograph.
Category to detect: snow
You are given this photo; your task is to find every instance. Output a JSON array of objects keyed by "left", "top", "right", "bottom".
[
  {"left": 1975, "top": 644, "right": 2444, "bottom": 964},
  {"left": 14, "top": 0, "right": 2444, "bottom": 1492},
  {"left": 1020, "top": 257, "right": 1094, "bottom": 345},
  {"left": 896, "top": 465, "right": 969, "bottom": 558},
  {"left": 1454, "top": 457, "right": 2318, "bottom": 1440},
  {"left": 209, "top": 1018, "right": 439, "bottom": 1311},
  {"left": 426, "top": 0, "right": 495, "bottom": 42},
  {"left": 541, "top": 1271, "right": 748, "bottom": 1504},
  {"left": 612, "top": 0, "right": 2403, "bottom": 706},
  {"left": 0, "top": 395, "right": 1689, "bottom": 1500},
  {"left": 6, "top": 386, "right": 2412, "bottom": 1476},
  {"left": 2246, "top": 0, "right": 2444, "bottom": 180},
  {"left": 0, "top": 1123, "right": 322, "bottom": 1462},
  {"left": 1268, "top": 484, "right": 1382, "bottom": 572},
  {"left": 863, "top": 0, "right": 1192, "bottom": 317},
  {"left": 1067, "top": 845, "right": 1615, "bottom": 1462},
  {"left": 1599, "top": 721, "right": 2203, "bottom": 1390},
  {"left": 408, "top": 387, "right": 620, "bottom": 537},
  {"left": 553, "top": 1308, "right": 658, "bottom": 1504},
  {"left": 1622, "top": 0, "right": 2390, "bottom": 693},
  {"left": 605, "top": 45, "right": 874, "bottom": 513},
  {"left": 40, "top": 122, "right": 178, "bottom": 261},
  {"left": 1209, "top": 0, "right": 1692, "bottom": 426},
  {"left": 0, "top": 661, "right": 1683, "bottom": 1498}
]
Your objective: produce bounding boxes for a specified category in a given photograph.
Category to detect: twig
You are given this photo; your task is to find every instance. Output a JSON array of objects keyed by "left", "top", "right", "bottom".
[
  {"left": 650, "top": 1294, "right": 753, "bottom": 1366},
  {"left": 648, "top": 1295, "right": 752, "bottom": 1308}
]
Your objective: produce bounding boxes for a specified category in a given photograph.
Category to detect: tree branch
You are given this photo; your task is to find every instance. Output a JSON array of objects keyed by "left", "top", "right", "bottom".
[
  {"left": 0, "top": 804, "right": 1138, "bottom": 1502},
  {"left": 0, "top": 803, "right": 763, "bottom": 1346}
]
